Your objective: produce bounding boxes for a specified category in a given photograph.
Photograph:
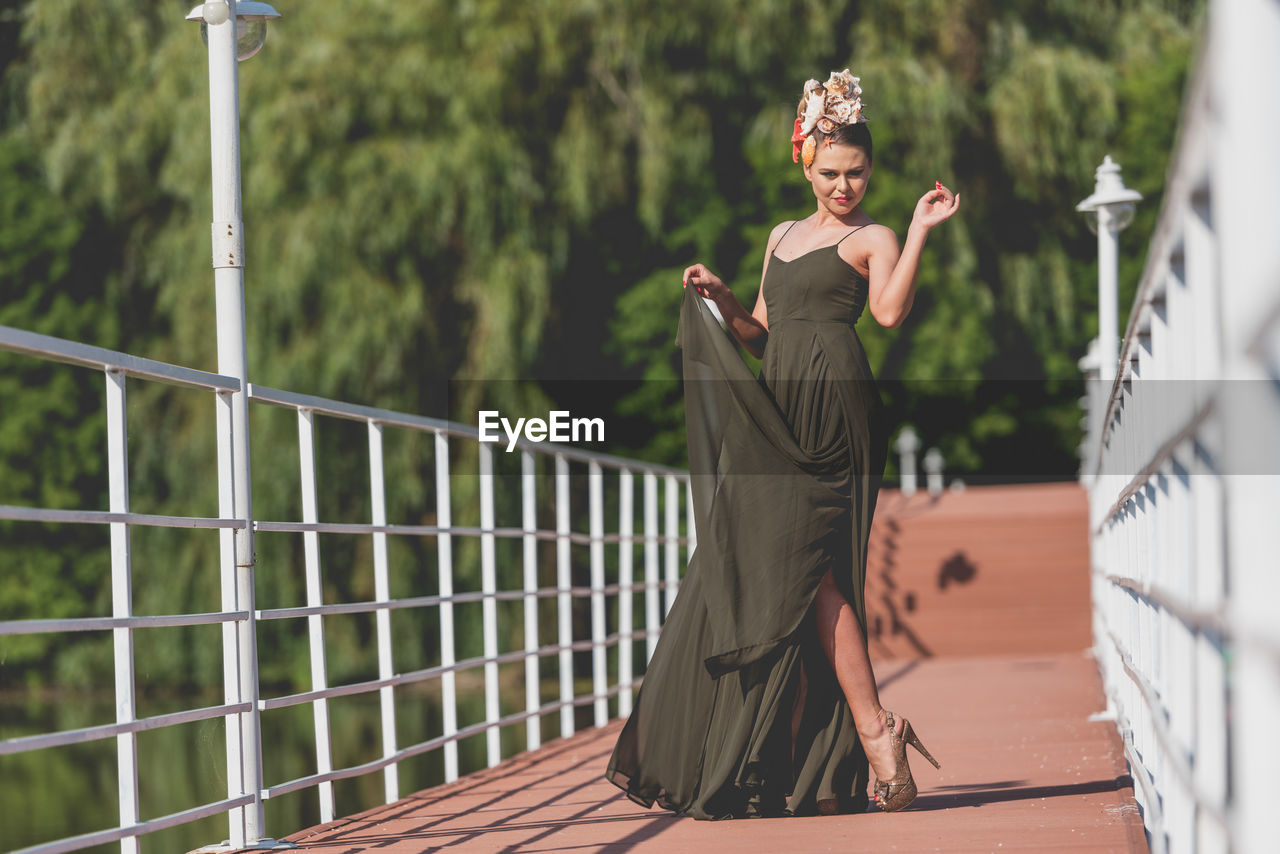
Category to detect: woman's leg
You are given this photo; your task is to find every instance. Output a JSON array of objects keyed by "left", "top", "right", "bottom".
[{"left": 813, "top": 567, "right": 902, "bottom": 782}]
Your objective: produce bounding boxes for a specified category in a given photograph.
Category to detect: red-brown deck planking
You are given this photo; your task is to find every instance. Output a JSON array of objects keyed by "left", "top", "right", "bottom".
[{"left": 238, "top": 483, "right": 1148, "bottom": 854}]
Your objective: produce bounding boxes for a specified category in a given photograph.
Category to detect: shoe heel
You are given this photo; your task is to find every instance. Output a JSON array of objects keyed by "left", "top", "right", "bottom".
[{"left": 904, "top": 722, "right": 941, "bottom": 770}]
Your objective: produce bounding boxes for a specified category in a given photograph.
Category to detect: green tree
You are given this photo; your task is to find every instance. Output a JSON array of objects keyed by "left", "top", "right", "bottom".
[
  {"left": 0, "top": 0, "right": 1201, "bottom": 689},
  {"left": 0, "top": 132, "right": 116, "bottom": 686}
]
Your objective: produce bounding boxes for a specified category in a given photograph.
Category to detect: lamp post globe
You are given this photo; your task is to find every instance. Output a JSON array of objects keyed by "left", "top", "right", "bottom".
[{"left": 187, "top": 1, "right": 281, "bottom": 62}]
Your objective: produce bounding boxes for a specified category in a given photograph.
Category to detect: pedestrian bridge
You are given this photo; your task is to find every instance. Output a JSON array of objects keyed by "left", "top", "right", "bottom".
[{"left": 4, "top": 2, "right": 1280, "bottom": 852}]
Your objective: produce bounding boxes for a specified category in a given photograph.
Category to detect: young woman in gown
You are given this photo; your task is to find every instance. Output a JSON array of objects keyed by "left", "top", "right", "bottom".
[{"left": 605, "top": 70, "right": 960, "bottom": 818}]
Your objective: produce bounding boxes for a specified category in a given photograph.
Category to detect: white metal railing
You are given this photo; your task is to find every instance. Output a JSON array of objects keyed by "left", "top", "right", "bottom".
[
  {"left": 1078, "top": 4, "right": 1280, "bottom": 854},
  {"left": 0, "top": 326, "right": 692, "bottom": 853}
]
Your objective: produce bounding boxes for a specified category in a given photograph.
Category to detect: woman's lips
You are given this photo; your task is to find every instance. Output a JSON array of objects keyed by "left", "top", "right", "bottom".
[{"left": 835, "top": 197, "right": 850, "bottom": 203}]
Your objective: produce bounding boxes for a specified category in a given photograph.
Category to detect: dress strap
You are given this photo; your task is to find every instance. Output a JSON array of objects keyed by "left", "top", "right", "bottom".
[
  {"left": 774, "top": 220, "right": 801, "bottom": 254},
  {"left": 835, "top": 223, "right": 872, "bottom": 246}
]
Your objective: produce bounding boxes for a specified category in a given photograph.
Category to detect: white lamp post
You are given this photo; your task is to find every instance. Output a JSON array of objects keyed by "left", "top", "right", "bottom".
[
  {"left": 185, "top": 2, "right": 286, "bottom": 851},
  {"left": 895, "top": 425, "right": 920, "bottom": 497},
  {"left": 923, "top": 446, "right": 945, "bottom": 497},
  {"left": 1076, "top": 155, "right": 1142, "bottom": 383}
]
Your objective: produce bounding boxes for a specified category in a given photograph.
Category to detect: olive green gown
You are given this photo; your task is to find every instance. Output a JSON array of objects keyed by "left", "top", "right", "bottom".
[{"left": 605, "top": 224, "right": 891, "bottom": 819}]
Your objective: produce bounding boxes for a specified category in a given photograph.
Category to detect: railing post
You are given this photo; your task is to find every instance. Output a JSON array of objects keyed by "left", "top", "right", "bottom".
[
  {"left": 663, "top": 475, "right": 679, "bottom": 615},
  {"left": 479, "top": 443, "right": 501, "bottom": 766},
  {"left": 685, "top": 479, "right": 696, "bottom": 561},
  {"left": 434, "top": 430, "right": 459, "bottom": 782},
  {"left": 105, "top": 368, "right": 140, "bottom": 854},
  {"left": 617, "top": 469, "right": 634, "bottom": 716},
  {"left": 589, "top": 461, "right": 607, "bottom": 727},
  {"left": 215, "top": 388, "right": 247, "bottom": 849},
  {"left": 521, "top": 450, "right": 540, "bottom": 749},
  {"left": 643, "top": 472, "right": 659, "bottom": 661},
  {"left": 297, "top": 407, "right": 334, "bottom": 822},
  {"left": 555, "top": 454, "right": 574, "bottom": 737},
  {"left": 367, "top": 420, "right": 399, "bottom": 803}
]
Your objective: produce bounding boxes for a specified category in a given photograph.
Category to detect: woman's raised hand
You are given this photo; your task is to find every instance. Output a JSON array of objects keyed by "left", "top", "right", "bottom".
[
  {"left": 683, "top": 264, "right": 731, "bottom": 302},
  {"left": 911, "top": 182, "right": 961, "bottom": 232}
]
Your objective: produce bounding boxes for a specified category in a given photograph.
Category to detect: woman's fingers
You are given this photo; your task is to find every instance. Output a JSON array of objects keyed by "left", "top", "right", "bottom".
[
  {"left": 924, "top": 184, "right": 960, "bottom": 219},
  {"left": 684, "top": 264, "right": 713, "bottom": 296}
]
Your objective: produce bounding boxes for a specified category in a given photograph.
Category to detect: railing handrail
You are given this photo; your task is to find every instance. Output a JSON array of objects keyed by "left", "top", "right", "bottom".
[
  {"left": 0, "top": 324, "right": 240, "bottom": 392},
  {"left": 249, "top": 382, "right": 689, "bottom": 474}
]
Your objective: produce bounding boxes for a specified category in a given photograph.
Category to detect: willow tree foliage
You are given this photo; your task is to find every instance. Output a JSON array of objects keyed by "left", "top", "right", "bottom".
[{"left": 0, "top": 0, "right": 1199, "bottom": 688}]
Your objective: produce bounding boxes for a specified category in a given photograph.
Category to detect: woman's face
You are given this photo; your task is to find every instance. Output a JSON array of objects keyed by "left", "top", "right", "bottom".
[{"left": 803, "top": 143, "right": 872, "bottom": 215}]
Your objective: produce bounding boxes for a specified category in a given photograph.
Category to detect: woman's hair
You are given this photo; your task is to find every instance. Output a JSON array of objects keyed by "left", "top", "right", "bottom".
[{"left": 811, "top": 122, "right": 873, "bottom": 163}]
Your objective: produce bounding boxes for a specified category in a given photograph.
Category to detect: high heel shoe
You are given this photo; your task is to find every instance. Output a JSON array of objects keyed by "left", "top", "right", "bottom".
[{"left": 872, "top": 710, "right": 941, "bottom": 812}]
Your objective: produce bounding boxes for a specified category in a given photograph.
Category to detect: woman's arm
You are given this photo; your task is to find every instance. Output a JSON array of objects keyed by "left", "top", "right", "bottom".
[
  {"left": 865, "top": 184, "right": 960, "bottom": 329},
  {"left": 682, "top": 222, "right": 790, "bottom": 360}
]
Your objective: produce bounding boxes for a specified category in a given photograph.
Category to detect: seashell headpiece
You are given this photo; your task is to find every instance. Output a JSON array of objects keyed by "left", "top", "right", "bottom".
[{"left": 790, "top": 69, "right": 867, "bottom": 167}]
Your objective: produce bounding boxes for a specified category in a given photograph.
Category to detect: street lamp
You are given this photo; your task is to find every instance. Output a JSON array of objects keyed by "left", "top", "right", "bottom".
[
  {"left": 1077, "top": 155, "right": 1142, "bottom": 382},
  {"left": 185, "top": 2, "right": 285, "bottom": 852},
  {"left": 187, "top": 2, "right": 281, "bottom": 61}
]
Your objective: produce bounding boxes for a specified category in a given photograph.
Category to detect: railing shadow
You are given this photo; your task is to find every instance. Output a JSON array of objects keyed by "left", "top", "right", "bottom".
[
  {"left": 279, "top": 734, "right": 679, "bottom": 853},
  {"left": 909, "top": 775, "right": 1135, "bottom": 811},
  {"left": 866, "top": 494, "right": 983, "bottom": 660}
]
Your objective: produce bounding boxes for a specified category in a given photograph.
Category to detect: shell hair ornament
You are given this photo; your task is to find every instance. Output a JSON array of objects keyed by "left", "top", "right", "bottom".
[{"left": 791, "top": 69, "right": 866, "bottom": 167}]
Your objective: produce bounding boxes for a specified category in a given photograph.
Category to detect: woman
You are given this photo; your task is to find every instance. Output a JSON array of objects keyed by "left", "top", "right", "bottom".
[{"left": 605, "top": 70, "right": 960, "bottom": 818}]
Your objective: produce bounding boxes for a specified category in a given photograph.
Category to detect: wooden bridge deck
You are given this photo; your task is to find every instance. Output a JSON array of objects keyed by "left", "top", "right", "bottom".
[{"left": 244, "top": 483, "right": 1149, "bottom": 853}]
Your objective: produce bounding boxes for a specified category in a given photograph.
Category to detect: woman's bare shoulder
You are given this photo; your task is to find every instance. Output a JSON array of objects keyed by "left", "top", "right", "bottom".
[
  {"left": 857, "top": 222, "right": 897, "bottom": 244},
  {"left": 764, "top": 219, "right": 803, "bottom": 256},
  {"left": 853, "top": 223, "right": 899, "bottom": 258},
  {"left": 768, "top": 220, "right": 798, "bottom": 241}
]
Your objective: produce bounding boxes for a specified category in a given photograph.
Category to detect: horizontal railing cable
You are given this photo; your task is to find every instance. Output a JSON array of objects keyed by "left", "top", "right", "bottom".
[
  {"left": 0, "top": 702, "right": 253, "bottom": 756},
  {"left": 0, "top": 325, "right": 240, "bottom": 392},
  {"left": 255, "top": 584, "right": 673, "bottom": 621},
  {"left": 254, "top": 518, "right": 686, "bottom": 546},
  {"left": 261, "top": 678, "right": 644, "bottom": 801},
  {"left": 249, "top": 382, "right": 688, "bottom": 475},
  {"left": 0, "top": 505, "right": 246, "bottom": 529},
  {"left": 259, "top": 630, "right": 658, "bottom": 712},
  {"left": 9, "top": 795, "right": 257, "bottom": 854},
  {"left": 0, "top": 610, "right": 251, "bottom": 636}
]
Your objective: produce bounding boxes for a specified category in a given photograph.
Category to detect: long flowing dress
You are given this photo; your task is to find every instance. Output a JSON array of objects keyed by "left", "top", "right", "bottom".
[{"left": 604, "top": 223, "right": 891, "bottom": 818}]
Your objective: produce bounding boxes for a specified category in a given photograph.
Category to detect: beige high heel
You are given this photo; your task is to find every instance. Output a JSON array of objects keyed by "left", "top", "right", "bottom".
[{"left": 872, "top": 710, "right": 941, "bottom": 812}]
